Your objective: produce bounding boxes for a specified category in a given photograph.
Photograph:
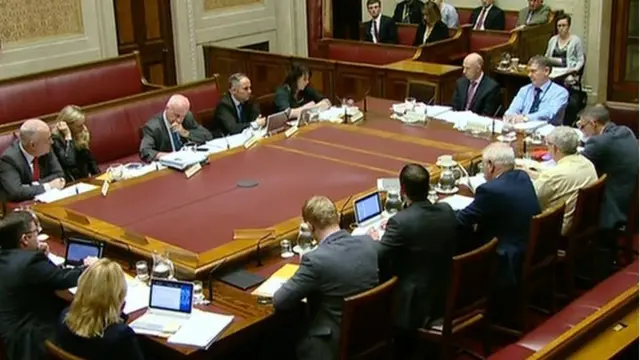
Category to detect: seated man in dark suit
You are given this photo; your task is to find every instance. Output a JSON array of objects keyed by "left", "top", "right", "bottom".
[
  {"left": 0, "top": 119, "right": 65, "bottom": 202},
  {"left": 139, "top": 94, "right": 213, "bottom": 162},
  {"left": 273, "top": 196, "right": 379, "bottom": 360},
  {"left": 368, "top": 163, "right": 459, "bottom": 357},
  {"left": 579, "top": 105, "right": 639, "bottom": 230},
  {"left": 457, "top": 143, "right": 541, "bottom": 287},
  {"left": 515, "top": 0, "right": 551, "bottom": 28},
  {"left": 469, "top": 0, "right": 506, "bottom": 30},
  {"left": 363, "top": 0, "right": 398, "bottom": 44},
  {"left": 209, "top": 73, "right": 266, "bottom": 136},
  {"left": 451, "top": 53, "right": 501, "bottom": 116},
  {"left": 0, "top": 211, "right": 97, "bottom": 360},
  {"left": 393, "top": 0, "right": 424, "bottom": 24}
]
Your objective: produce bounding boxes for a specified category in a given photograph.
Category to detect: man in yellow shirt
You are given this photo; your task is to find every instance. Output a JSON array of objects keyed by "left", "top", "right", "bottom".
[{"left": 527, "top": 126, "right": 597, "bottom": 235}]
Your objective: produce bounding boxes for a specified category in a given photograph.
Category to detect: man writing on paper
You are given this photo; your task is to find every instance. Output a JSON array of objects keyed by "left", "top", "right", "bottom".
[
  {"left": 0, "top": 119, "right": 65, "bottom": 202},
  {"left": 139, "top": 94, "right": 213, "bottom": 162},
  {"left": 273, "top": 196, "right": 378, "bottom": 360},
  {"left": 368, "top": 163, "right": 459, "bottom": 358},
  {"left": 451, "top": 53, "right": 501, "bottom": 116},
  {"left": 525, "top": 126, "right": 597, "bottom": 235},
  {"left": 209, "top": 73, "right": 266, "bottom": 136},
  {"left": 504, "top": 56, "right": 568, "bottom": 125}
]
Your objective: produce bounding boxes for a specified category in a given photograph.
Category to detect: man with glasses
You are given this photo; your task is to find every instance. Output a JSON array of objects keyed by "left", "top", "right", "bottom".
[
  {"left": 0, "top": 119, "right": 66, "bottom": 202},
  {"left": 504, "top": 56, "right": 569, "bottom": 125},
  {"left": 0, "top": 211, "right": 97, "bottom": 360}
]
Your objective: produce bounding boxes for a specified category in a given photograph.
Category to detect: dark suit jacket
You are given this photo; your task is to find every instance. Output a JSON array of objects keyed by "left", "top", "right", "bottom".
[
  {"left": 516, "top": 5, "right": 551, "bottom": 27},
  {"left": 51, "top": 135, "right": 100, "bottom": 182},
  {"left": 582, "top": 123, "right": 639, "bottom": 229},
  {"left": 56, "top": 309, "right": 144, "bottom": 360},
  {"left": 210, "top": 92, "right": 261, "bottom": 136},
  {"left": 274, "top": 85, "right": 325, "bottom": 113},
  {"left": 457, "top": 170, "right": 541, "bottom": 287},
  {"left": 377, "top": 201, "right": 458, "bottom": 330},
  {"left": 393, "top": 0, "right": 424, "bottom": 24},
  {"left": 451, "top": 75, "right": 502, "bottom": 116},
  {"left": 413, "top": 20, "right": 450, "bottom": 46},
  {"left": 0, "top": 250, "right": 83, "bottom": 360},
  {"left": 273, "top": 230, "right": 379, "bottom": 360},
  {"left": 363, "top": 15, "right": 398, "bottom": 44},
  {"left": 139, "top": 112, "right": 213, "bottom": 162},
  {"left": 0, "top": 141, "right": 64, "bottom": 202},
  {"left": 469, "top": 5, "right": 506, "bottom": 30}
]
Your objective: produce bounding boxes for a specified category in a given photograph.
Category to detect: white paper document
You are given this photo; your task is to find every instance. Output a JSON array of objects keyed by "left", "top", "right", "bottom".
[
  {"left": 35, "top": 183, "right": 98, "bottom": 203},
  {"left": 202, "top": 131, "right": 251, "bottom": 154},
  {"left": 437, "top": 111, "right": 505, "bottom": 134},
  {"left": 167, "top": 309, "right": 234, "bottom": 349},
  {"left": 377, "top": 177, "right": 400, "bottom": 192},
  {"left": 512, "top": 120, "right": 547, "bottom": 132},
  {"left": 550, "top": 67, "right": 571, "bottom": 79},
  {"left": 47, "top": 253, "right": 65, "bottom": 266},
  {"left": 458, "top": 174, "right": 486, "bottom": 193},
  {"left": 159, "top": 151, "right": 207, "bottom": 170},
  {"left": 251, "top": 277, "right": 287, "bottom": 298},
  {"left": 424, "top": 105, "right": 452, "bottom": 118},
  {"left": 439, "top": 195, "right": 474, "bottom": 210},
  {"left": 68, "top": 277, "right": 149, "bottom": 315}
]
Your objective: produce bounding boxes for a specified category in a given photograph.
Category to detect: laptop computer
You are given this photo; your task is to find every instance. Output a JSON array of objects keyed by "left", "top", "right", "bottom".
[
  {"left": 266, "top": 110, "right": 289, "bottom": 136},
  {"left": 352, "top": 192, "right": 385, "bottom": 236},
  {"left": 130, "top": 279, "right": 194, "bottom": 336},
  {"left": 64, "top": 238, "right": 104, "bottom": 267}
]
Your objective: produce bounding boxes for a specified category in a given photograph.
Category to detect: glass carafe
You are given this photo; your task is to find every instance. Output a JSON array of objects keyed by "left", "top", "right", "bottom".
[{"left": 152, "top": 251, "right": 175, "bottom": 279}]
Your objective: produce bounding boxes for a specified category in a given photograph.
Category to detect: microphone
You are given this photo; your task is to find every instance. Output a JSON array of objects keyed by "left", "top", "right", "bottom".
[
  {"left": 216, "top": 130, "right": 230, "bottom": 150},
  {"left": 362, "top": 88, "right": 371, "bottom": 113},
  {"left": 207, "top": 256, "right": 229, "bottom": 301},
  {"left": 426, "top": 95, "right": 436, "bottom": 106},
  {"left": 255, "top": 231, "right": 275, "bottom": 267},
  {"left": 492, "top": 105, "right": 503, "bottom": 136}
]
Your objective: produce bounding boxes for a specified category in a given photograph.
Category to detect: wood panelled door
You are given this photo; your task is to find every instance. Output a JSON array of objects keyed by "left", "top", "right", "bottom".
[
  {"left": 608, "top": 0, "right": 639, "bottom": 102},
  {"left": 114, "top": 0, "right": 177, "bottom": 85}
]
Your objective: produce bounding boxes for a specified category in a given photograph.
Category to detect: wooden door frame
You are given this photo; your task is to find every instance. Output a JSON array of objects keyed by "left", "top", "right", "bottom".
[{"left": 607, "top": 0, "right": 639, "bottom": 102}]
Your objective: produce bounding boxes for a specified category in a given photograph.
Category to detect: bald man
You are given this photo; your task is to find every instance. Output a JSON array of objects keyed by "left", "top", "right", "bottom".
[
  {"left": 0, "top": 119, "right": 65, "bottom": 202},
  {"left": 451, "top": 53, "right": 501, "bottom": 116},
  {"left": 139, "top": 94, "right": 213, "bottom": 162}
]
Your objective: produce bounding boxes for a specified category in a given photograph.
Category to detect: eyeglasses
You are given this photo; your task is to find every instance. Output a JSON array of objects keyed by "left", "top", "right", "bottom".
[{"left": 23, "top": 226, "right": 42, "bottom": 237}]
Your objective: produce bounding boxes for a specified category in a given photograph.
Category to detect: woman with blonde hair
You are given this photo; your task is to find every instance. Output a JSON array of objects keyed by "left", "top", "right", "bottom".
[
  {"left": 413, "top": 1, "right": 450, "bottom": 46},
  {"left": 56, "top": 258, "right": 143, "bottom": 359},
  {"left": 51, "top": 105, "right": 100, "bottom": 181}
]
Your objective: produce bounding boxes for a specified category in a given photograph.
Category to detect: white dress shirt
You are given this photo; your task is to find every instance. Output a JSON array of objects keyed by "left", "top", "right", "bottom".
[
  {"left": 19, "top": 142, "right": 51, "bottom": 191},
  {"left": 370, "top": 15, "right": 381, "bottom": 43},
  {"left": 475, "top": 5, "right": 493, "bottom": 30}
]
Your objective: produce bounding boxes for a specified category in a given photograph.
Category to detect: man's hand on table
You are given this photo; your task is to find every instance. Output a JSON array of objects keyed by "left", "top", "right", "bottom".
[
  {"left": 154, "top": 152, "right": 171, "bottom": 160},
  {"left": 47, "top": 178, "right": 66, "bottom": 190},
  {"left": 83, "top": 256, "right": 99, "bottom": 267},
  {"left": 504, "top": 114, "right": 526, "bottom": 124},
  {"left": 255, "top": 116, "right": 266, "bottom": 127}
]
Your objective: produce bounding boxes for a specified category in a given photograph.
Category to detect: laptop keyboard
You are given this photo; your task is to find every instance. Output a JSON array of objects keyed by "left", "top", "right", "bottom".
[{"left": 131, "top": 321, "right": 165, "bottom": 332}]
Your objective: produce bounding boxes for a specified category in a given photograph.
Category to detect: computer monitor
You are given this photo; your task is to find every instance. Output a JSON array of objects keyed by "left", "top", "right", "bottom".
[
  {"left": 148, "top": 279, "right": 194, "bottom": 315},
  {"left": 64, "top": 238, "right": 104, "bottom": 267},
  {"left": 266, "top": 110, "right": 289, "bottom": 135},
  {"left": 353, "top": 192, "right": 382, "bottom": 225}
]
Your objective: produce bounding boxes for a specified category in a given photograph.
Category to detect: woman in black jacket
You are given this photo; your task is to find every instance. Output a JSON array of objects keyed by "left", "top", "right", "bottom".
[
  {"left": 51, "top": 105, "right": 100, "bottom": 181},
  {"left": 413, "top": 1, "right": 450, "bottom": 46}
]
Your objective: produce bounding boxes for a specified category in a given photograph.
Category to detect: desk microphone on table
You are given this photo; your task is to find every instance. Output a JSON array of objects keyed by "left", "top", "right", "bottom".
[
  {"left": 255, "top": 231, "right": 275, "bottom": 267},
  {"left": 426, "top": 95, "right": 436, "bottom": 106},
  {"left": 207, "top": 257, "right": 229, "bottom": 301},
  {"left": 491, "top": 105, "right": 503, "bottom": 136}
]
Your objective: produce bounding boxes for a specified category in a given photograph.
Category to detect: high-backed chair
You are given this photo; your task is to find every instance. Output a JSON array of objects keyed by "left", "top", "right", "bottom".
[
  {"left": 44, "top": 340, "right": 85, "bottom": 360},
  {"left": 406, "top": 80, "right": 438, "bottom": 104},
  {"left": 558, "top": 174, "right": 607, "bottom": 297},
  {"left": 617, "top": 178, "right": 639, "bottom": 265},
  {"left": 338, "top": 277, "right": 398, "bottom": 360},
  {"left": 418, "top": 238, "right": 499, "bottom": 360}
]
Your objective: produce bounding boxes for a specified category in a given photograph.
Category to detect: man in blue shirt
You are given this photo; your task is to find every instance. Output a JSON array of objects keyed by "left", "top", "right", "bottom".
[{"left": 505, "top": 55, "right": 569, "bottom": 125}]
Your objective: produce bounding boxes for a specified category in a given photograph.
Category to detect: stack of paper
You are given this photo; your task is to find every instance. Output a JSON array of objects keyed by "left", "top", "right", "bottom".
[
  {"left": 47, "top": 253, "right": 65, "bottom": 266},
  {"left": 159, "top": 151, "right": 207, "bottom": 170},
  {"left": 439, "top": 194, "right": 474, "bottom": 210},
  {"left": 35, "top": 183, "right": 98, "bottom": 203},
  {"left": 424, "top": 105, "right": 452, "bottom": 118},
  {"left": 68, "top": 275, "right": 150, "bottom": 315},
  {"left": 167, "top": 309, "right": 234, "bottom": 349},
  {"left": 251, "top": 264, "right": 299, "bottom": 298},
  {"left": 513, "top": 120, "right": 547, "bottom": 132}
]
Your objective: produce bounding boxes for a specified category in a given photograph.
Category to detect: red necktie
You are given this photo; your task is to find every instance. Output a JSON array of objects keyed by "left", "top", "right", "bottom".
[
  {"left": 32, "top": 157, "right": 40, "bottom": 181},
  {"left": 475, "top": 7, "right": 488, "bottom": 30},
  {"left": 465, "top": 81, "right": 478, "bottom": 110}
]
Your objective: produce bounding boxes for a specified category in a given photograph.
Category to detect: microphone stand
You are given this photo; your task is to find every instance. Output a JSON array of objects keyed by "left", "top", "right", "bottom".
[
  {"left": 207, "top": 257, "right": 228, "bottom": 301},
  {"left": 255, "top": 232, "right": 274, "bottom": 267}
]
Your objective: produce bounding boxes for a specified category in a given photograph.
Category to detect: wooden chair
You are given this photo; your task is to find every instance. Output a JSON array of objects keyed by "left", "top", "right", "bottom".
[
  {"left": 417, "top": 238, "right": 499, "bottom": 360},
  {"left": 338, "top": 276, "right": 398, "bottom": 360},
  {"left": 558, "top": 174, "right": 607, "bottom": 298},
  {"left": 406, "top": 80, "right": 438, "bottom": 104},
  {"left": 44, "top": 340, "right": 85, "bottom": 360},
  {"left": 617, "top": 178, "right": 639, "bottom": 265}
]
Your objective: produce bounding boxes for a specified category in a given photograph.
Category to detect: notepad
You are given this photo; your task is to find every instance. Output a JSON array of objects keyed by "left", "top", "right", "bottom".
[
  {"left": 35, "top": 183, "right": 97, "bottom": 203},
  {"left": 439, "top": 195, "right": 474, "bottom": 210},
  {"left": 251, "top": 264, "right": 299, "bottom": 298},
  {"left": 167, "top": 309, "right": 234, "bottom": 349}
]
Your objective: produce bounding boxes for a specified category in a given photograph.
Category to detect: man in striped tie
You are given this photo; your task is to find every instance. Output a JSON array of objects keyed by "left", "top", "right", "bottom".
[{"left": 469, "top": 0, "right": 506, "bottom": 31}]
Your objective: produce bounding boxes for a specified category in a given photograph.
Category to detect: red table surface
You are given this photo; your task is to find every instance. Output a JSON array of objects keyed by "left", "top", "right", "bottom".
[{"left": 66, "top": 125, "right": 489, "bottom": 254}]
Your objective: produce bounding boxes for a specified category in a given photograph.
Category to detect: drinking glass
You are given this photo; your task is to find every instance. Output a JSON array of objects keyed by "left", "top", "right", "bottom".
[
  {"left": 280, "top": 240, "right": 294, "bottom": 258},
  {"left": 428, "top": 188, "right": 439, "bottom": 204},
  {"left": 193, "top": 280, "right": 204, "bottom": 304},
  {"left": 135, "top": 260, "right": 149, "bottom": 282},
  {"left": 107, "top": 164, "right": 124, "bottom": 181},
  {"left": 404, "top": 97, "right": 416, "bottom": 111}
]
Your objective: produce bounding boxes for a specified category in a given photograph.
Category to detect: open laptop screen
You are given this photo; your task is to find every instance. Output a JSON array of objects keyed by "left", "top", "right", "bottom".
[
  {"left": 354, "top": 192, "right": 382, "bottom": 225},
  {"left": 149, "top": 279, "right": 193, "bottom": 314},
  {"left": 65, "top": 238, "right": 104, "bottom": 267}
]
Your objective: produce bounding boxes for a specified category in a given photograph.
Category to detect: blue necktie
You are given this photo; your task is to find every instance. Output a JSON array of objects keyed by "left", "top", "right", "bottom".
[
  {"left": 171, "top": 131, "right": 182, "bottom": 151},
  {"left": 529, "top": 88, "right": 542, "bottom": 114},
  {"left": 237, "top": 104, "right": 244, "bottom": 122}
]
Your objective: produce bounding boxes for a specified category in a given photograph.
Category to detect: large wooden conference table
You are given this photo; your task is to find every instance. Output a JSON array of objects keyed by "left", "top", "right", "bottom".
[{"left": 37, "top": 97, "right": 492, "bottom": 358}]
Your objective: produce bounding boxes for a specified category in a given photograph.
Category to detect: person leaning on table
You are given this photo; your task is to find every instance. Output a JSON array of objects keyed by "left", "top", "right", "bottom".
[
  {"left": 56, "top": 258, "right": 144, "bottom": 360},
  {"left": 51, "top": 105, "right": 100, "bottom": 182},
  {"left": 273, "top": 63, "right": 330, "bottom": 119}
]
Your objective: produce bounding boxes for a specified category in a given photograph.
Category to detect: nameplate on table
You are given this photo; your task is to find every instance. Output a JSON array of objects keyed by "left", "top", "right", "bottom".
[
  {"left": 101, "top": 180, "right": 110, "bottom": 197},
  {"left": 285, "top": 126, "right": 299, "bottom": 138},
  {"left": 64, "top": 209, "right": 90, "bottom": 225},
  {"left": 243, "top": 135, "right": 259, "bottom": 149},
  {"left": 122, "top": 231, "right": 150, "bottom": 246},
  {"left": 184, "top": 163, "right": 202, "bottom": 179}
]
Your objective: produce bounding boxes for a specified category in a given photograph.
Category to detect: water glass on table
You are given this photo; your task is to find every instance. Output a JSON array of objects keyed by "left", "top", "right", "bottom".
[
  {"left": 135, "top": 260, "right": 149, "bottom": 283},
  {"left": 280, "top": 239, "right": 294, "bottom": 258}
]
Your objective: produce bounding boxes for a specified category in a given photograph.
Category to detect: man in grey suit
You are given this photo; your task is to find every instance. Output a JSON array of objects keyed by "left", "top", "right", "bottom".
[
  {"left": 273, "top": 196, "right": 379, "bottom": 360},
  {"left": 579, "top": 105, "right": 639, "bottom": 230},
  {"left": 515, "top": 0, "right": 551, "bottom": 27},
  {"left": 0, "top": 119, "right": 65, "bottom": 202},
  {"left": 368, "top": 163, "right": 459, "bottom": 358},
  {"left": 139, "top": 94, "right": 213, "bottom": 162}
]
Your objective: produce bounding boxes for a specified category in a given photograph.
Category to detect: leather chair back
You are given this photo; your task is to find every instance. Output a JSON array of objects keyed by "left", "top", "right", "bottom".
[
  {"left": 523, "top": 203, "right": 565, "bottom": 281},
  {"left": 406, "top": 80, "right": 437, "bottom": 104},
  {"left": 44, "top": 340, "right": 85, "bottom": 360},
  {"left": 338, "top": 277, "right": 397, "bottom": 360}
]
